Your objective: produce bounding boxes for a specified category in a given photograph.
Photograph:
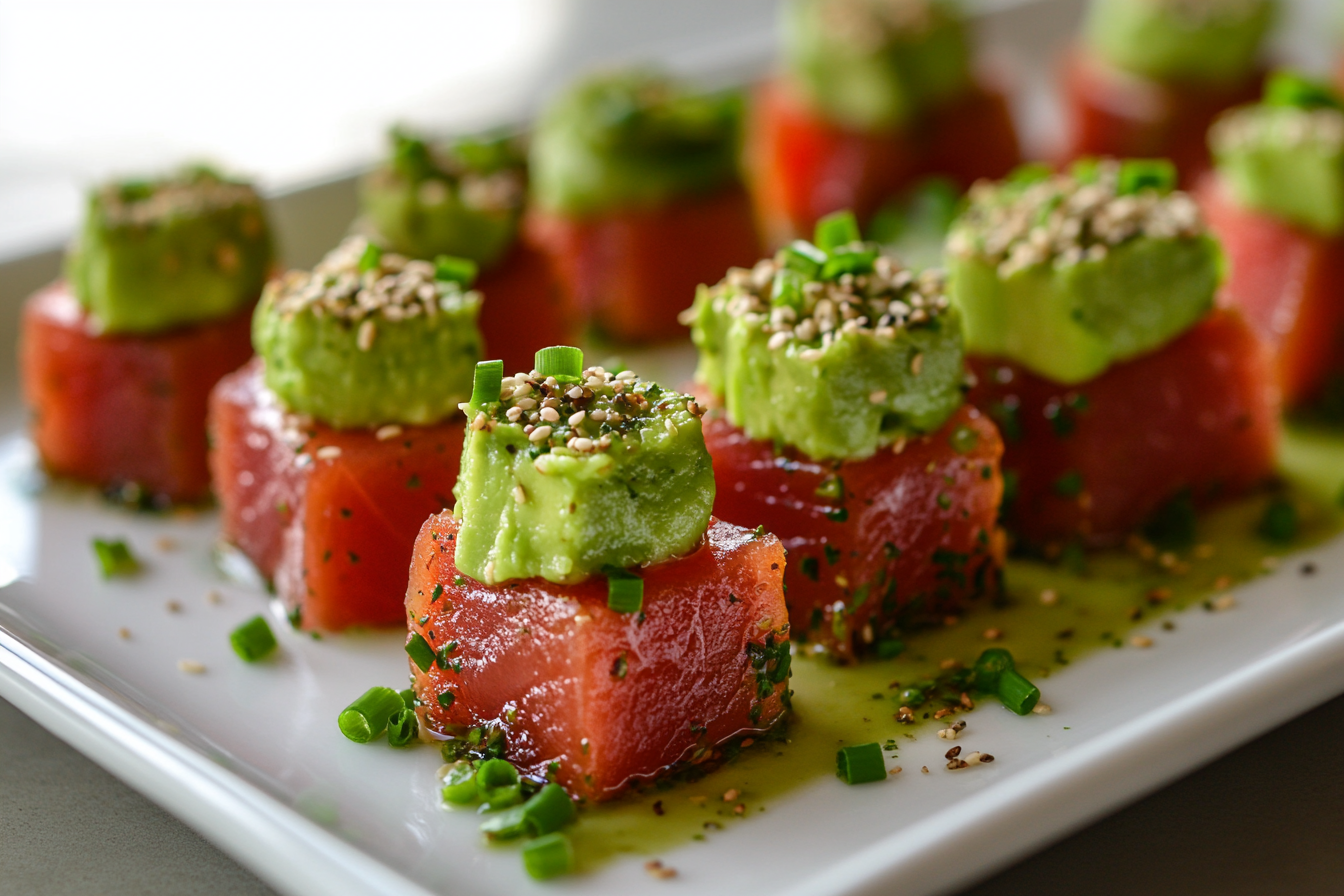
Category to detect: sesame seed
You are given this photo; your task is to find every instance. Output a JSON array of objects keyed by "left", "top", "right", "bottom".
[
  {"left": 722, "top": 789, "right": 739, "bottom": 802},
  {"left": 156, "top": 537, "right": 177, "bottom": 552},
  {"left": 356, "top": 320, "right": 376, "bottom": 351},
  {"left": 177, "top": 659, "right": 206, "bottom": 674},
  {"left": 910, "top": 353, "right": 924, "bottom": 376},
  {"left": 117, "top": 627, "right": 131, "bottom": 640},
  {"left": 665, "top": 418, "right": 678, "bottom": 436},
  {"left": 206, "top": 590, "right": 223, "bottom": 605},
  {"left": 571, "top": 437, "right": 594, "bottom": 452},
  {"left": 514, "top": 485, "right": 527, "bottom": 504},
  {"left": 983, "top": 628, "right": 1003, "bottom": 641},
  {"left": 529, "top": 426, "right": 552, "bottom": 443},
  {"left": 568, "top": 410, "right": 586, "bottom": 427},
  {"left": 1211, "top": 594, "right": 1237, "bottom": 612},
  {"left": 1032, "top": 703, "right": 1053, "bottom": 715},
  {"left": 869, "top": 390, "right": 887, "bottom": 404},
  {"left": 1131, "top": 635, "right": 1154, "bottom": 648},
  {"left": 375, "top": 424, "right": 403, "bottom": 441},
  {"left": 165, "top": 600, "right": 182, "bottom": 613},
  {"left": 1039, "top": 589, "right": 1059, "bottom": 606},
  {"left": 799, "top": 348, "right": 824, "bottom": 362},
  {"left": 316, "top": 445, "right": 342, "bottom": 460},
  {"left": 540, "top": 407, "right": 560, "bottom": 423}
]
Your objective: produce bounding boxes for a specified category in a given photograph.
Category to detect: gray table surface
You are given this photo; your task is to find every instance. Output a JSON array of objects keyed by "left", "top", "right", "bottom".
[{"left": 5, "top": 691, "right": 1344, "bottom": 896}]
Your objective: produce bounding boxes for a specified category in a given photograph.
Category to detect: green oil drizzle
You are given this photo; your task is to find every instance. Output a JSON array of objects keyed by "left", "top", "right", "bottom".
[{"left": 565, "top": 425, "right": 1344, "bottom": 868}]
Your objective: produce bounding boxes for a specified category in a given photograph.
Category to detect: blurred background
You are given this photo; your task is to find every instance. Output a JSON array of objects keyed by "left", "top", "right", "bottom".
[{"left": 1, "top": 0, "right": 1338, "bottom": 262}]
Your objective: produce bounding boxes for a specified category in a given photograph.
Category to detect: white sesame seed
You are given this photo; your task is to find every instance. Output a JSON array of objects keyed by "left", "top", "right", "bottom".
[
  {"left": 869, "top": 390, "right": 887, "bottom": 404},
  {"left": 571, "top": 437, "right": 594, "bottom": 452},
  {"left": 514, "top": 485, "right": 527, "bottom": 504},
  {"left": 515, "top": 397, "right": 537, "bottom": 411},
  {"left": 375, "top": 424, "right": 403, "bottom": 441},
  {"left": 506, "top": 406, "right": 524, "bottom": 422},
  {"left": 316, "top": 445, "right": 342, "bottom": 460},
  {"left": 178, "top": 659, "right": 206, "bottom": 674},
  {"left": 799, "top": 348, "right": 824, "bottom": 362},
  {"left": 568, "top": 410, "right": 586, "bottom": 427},
  {"left": 357, "top": 320, "right": 376, "bottom": 351},
  {"left": 664, "top": 418, "right": 678, "bottom": 436},
  {"left": 540, "top": 407, "right": 560, "bottom": 423},
  {"left": 1032, "top": 703, "right": 1053, "bottom": 715},
  {"left": 529, "top": 426, "right": 552, "bottom": 443},
  {"left": 1131, "top": 635, "right": 1154, "bottom": 648}
]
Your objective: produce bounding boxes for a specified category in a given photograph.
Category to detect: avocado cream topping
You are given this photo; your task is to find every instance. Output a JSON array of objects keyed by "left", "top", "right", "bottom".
[
  {"left": 688, "top": 217, "right": 964, "bottom": 460},
  {"left": 1084, "top": 0, "right": 1275, "bottom": 87},
  {"left": 530, "top": 71, "right": 743, "bottom": 217},
  {"left": 782, "top": 0, "right": 971, "bottom": 131},
  {"left": 1211, "top": 73, "right": 1344, "bottom": 235},
  {"left": 946, "top": 160, "right": 1220, "bottom": 384},
  {"left": 453, "top": 354, "right": 715, "bottom": 585},
  {"left": 254, "top": 236, "right": 482, "bottom": 428},
  {"left": 359, "top": 128, "right": 525, "bottom": 266},
  {"left": 66, "top": 166, "right": 273, "bottom": 334}
]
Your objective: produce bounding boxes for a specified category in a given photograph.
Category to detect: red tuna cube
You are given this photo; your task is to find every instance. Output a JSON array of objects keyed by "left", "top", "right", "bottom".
[
  {"left": 406, "top": 513, "right": 791, "bottom": 802},
  {"left": 523, "top": 187, "right": 761, "bottom": 344},
  {"left": 209, "top": 358, "right": 463, "bottom": 630},
  {"left": 703, "top": 404, "right": 1005, "bottom": 660},
  {"left": 967, "top": 310, "right": 1280, "bottom": 549},
  {"left": 1198, "top": 174, "right": 1344, "bottom": 408},
  {"left": 1060, "top": 49, "right": 1261, "bottom": 187},
  {"left": 743, "top": 78, "right": 1019, "bottom": 247},
  {"left": 20, "top": 282, "right": 253, "bottom": 505}
]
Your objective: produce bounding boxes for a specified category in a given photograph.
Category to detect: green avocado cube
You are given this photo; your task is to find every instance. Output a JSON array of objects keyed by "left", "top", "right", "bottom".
[
  {"left": 1211, "top": 102, "right": 1344, "bottom": 236},
  {"left": 781, "top": 0, "right": 971, "bottom": 131},
  {"left": 529, "top": 71, "right": 744, "bottom": 217},
  {"left": 358, "top": 128, "right": 523, "bottom": 267},
  {"left": 453, "top": 364, "right": 715, "bottom": 585},
  {"left": 66, "top": 167, "right": 273, "bottom": 334},
  {"left": 946, "top": 160, "right": 1219, "bottom": 384},
  {"left": 1084, "top": 0, "right": 1276, "bottom": 87},
  {"left": 690, "top": 245, "right": 965, "bottom": 460},
  {"left": 253, "top": 238, "right": 482, "bottom": 428}
]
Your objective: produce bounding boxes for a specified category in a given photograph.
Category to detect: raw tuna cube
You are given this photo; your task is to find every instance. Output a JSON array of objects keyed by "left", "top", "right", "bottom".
[
  {"left": 523, "top": 187, "right": 761, "bottom": 344},
  {"left": 967, "top": 309, "right": 1280, "bottom": 549},
  {"left": 406, "top": 514, "right": 790, "bottom": 802},
  {"left": 1198, "top": 174, "right": 1344, "bottom": 408},
  {"left": 210, "top": 359, "right": 463, "bottom": 630},
  {"left": 20, "top": 282, "right": 253, "bottom": 505},
  {"left": 703, "top": 404, "right": 1005, "bottom": 660},
  {"left": 1060, "top": 49, "right": 1261, "bottom": 187},
  {"left": 743, "top": 78, "right": 1019, "bottom": 247}
]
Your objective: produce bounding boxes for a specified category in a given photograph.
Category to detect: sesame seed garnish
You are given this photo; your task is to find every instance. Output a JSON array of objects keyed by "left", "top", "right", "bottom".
[
  {"left": 1211, "top": 594, "right": 1238, "bottom": 612},
  {"left": 644, "top": 860, "right": 677, "bottom": 880},
  {"left": 528, "top": 425, "right": 553, "bottom": 443},
  {"left": 117, "top": 627, "right": 131, "bottom": 640},
  {"left": 1131, "top": 635, "right": 1154, "bottom": 648},
  {"left": 869, "top": 390, "right": 887, "bottom": 404},
  {"left": 357, "top": 320, "right": 376, "bottom": 352},
  {"left": 316, "top": 445, "right": 342, "bottom": 460},
  {"left": 514, "top": 485, "right": 527, "bottom": 504},
  {"left": 206, "top": 590, "right": 223, "bottom": 605},
  {"left": 1212, "top": 104, "right": 1344, "bottom": 158},
  {"left": 155, "top": 537, "right": 177, "bottom": 552},
  {"left": 375, "top": 424, "right": 403, "bottom": 441},
  {"left": 1032, "top": 703, "right": 1053, "bottom": 715},
  {"left": 177, "top": 659, "right": 206, "bottom": 674},
  {"left": 721, "top": 788, "right": 739, "bottom": 802},
  {"left": 165, "top": 600, "right": 182, "bottom": 614},
  {"left": 1039, "top": 589, "right": 1059, "bottom": 605}
]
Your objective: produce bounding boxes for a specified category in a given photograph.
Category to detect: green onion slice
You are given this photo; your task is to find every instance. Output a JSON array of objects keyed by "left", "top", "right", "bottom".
[
  {"left": 770, "top": 268, "right": 806, "bottom": 312},
  {"left": 522, "top": 783, "right": 575, "bottom": 836},
  {"left": 836, "top": 742, "right": 887, "bottom": 785},
  {"left": 337, "top": 686, "right": 405, "bottom": 743},
  {"left": 522, "top": 832, "right": 575, "bottom": 880},
  {"left": 782, "top": 240, "right": 827, "bottom": 279},
  {"left": 475, "top": 758, "right": 522, "bottom": 808},
  {"left": 814, "top": 209, "right": 862, "bottom": 251},
  {"left": 228, "top": 615, "right": 277, "bottom": 663},
  {"left": 387, "top": 708, "right": 419, "bottom": 747},
  {"left": 1116, "top": 159, "right": 1177, "bottom": 196},
  {"left": 1259, "top": 495, "right": 1298, "bottom": 544},
  {"left": 470, "top": 360, "right": 504, "bottom": 410},
  {"left": 1264, "top": 70, "right": 1344, "bottom": 111},
  {"left": 998, "top": 669, "right": 1040, "bottom": 715},
  {"left": 405, "top": 632, "right": 437, "bottom": 673},
  {"left": 399, "top": 688, "right": 416, "bottom": 709},
  {"left": 441, "top": 760, "right": 478, "bottom": 804},
  {"left": 357, "top": 241, "right": 383, "bottom": 273},
  {"left": 434, "top": 254, "right": 479, "bottom": 287},
  {"left": 971, "top": 647, "right": 1015, "bottom": 692},
  {"left": 820, "top": 245, "right": 878, "bottom": 280},
  {"left": 92, "top": 538, "right": 140, "bottom": 578},
  {"left": 603, "top": 566, "right": 643, "bottom": 614},
  {"left": 480, "top": 804, "right": 529, "bottom": 840},
  {"left": 535, "top": 345, "right": 584, "bottom": 381}
]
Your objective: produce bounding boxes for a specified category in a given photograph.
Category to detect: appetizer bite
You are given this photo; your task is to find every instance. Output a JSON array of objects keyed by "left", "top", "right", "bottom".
[
  {"left": 1199, "top": 72, "right": 1344, "bottom": 409},
  {"left": 210, "top": 237, "right": 479, "bottom": 630},
  {"left": 407, "top": 348, "right": 791, "bottom": 800},
  {"left": 949, "top": 160, "right": 1280, "bottom": 549},
  {"left": 1062, "top": 0, "right": 1276, "bottom": 185},
  {"left": 745, "top": 0, "right": 1020, "bottom": 247},
  {"left": 686, "top": 211, "right": 1005, "bottom": 660},
  {"left": 524, "top": 72, "right": 761, "bottom": 343},
  {"left": 20, "top": 166, "right": 271, "bottom": 505},
  {"left": 359, "top": 128, "right": 571, "bottom": 373}
]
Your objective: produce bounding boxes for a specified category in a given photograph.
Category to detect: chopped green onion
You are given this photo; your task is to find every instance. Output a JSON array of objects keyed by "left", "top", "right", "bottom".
[
  {"left": 1258, "top": 495, "right": 1298, "bottom": 544},
  {"left": 437, "top": 691, "right": 455, "bottom": 708},
  {"left": 1007, "top": 161, "right": 1053, "bottom": 185},
  {"left": 522, "top": 783, "right": 575, "bottom": 836},
  {"left": 814, "top": 209, "right": 861, "bottom": 251},
  {"left": 1264, "top": 70, "right": 1344, "bottom": 111},
  {"left": 875, "top": 639, "right": 905, "bottom": 659},
  {"left": 475, "top": 757, "right": 522, "bottom": 808},
  {"left": 337, "top": 686, "right": 405, "bottom": 743},
  {"left": 228, "top": 615, "right": 277, "bottom": 662},
  {"left": 820, "top": 245, "right": 878, "bottom": 280},
  {"left": 972, "top": 648, "right": 1040, "bottom": 715},
  {"left": 836, "top": 742, "right": 886, "bottom": 785},
  {"left": 535, "top": 346, "right": 583, "bottom": 381},
  {"left": 441, "top": 760, "right": 478, "bottom": 804},
  {"left": 997, "top": 669, "right": 1040, "bottom": 715},
  {"left": 92, "top": 538, "right": 140, "bottom": 578},
  {"left": 387, "top": 708, "right": 419, "bottom": 747},
  {"left": 1116, "top": 159, "right": 1177, "bottom": 196},
  {"left": 782, "top": 240, "right": 827, "bottom": 279},
  {"left": 357, "top": 242, "right": 383, "bottom": 273},
  {"left": 399, "top": 688, "right": 416, "bottom": 709},
  {"left": 405, "top": 633, "right": 437, "bottom": 673},
  {"left": 434, "top": 254, "right": 479, "bottom": 287},
  {"left": 521, "top": 832, "right": 575, "bottom": 880},
  {"left": 604, "top": 566, "right": 643, "bottom": 614},
  {"left": 1070, "top": 157, "right": 1102, "bottom": 184},
  {"left": 480, "top": 804, "right": 529, "bottom": 840},
  {"left": 770, "top": 268, "right": 806, "bottom": 311},
  {"left": 949, "top": 425, "right": 980, "bottom": 455},
  {"left": 1142, "top": 489, "right": 1197, "bottom": 551},
  {"left": 469, "top": 359, "right": 504, "bottom": 410}
]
